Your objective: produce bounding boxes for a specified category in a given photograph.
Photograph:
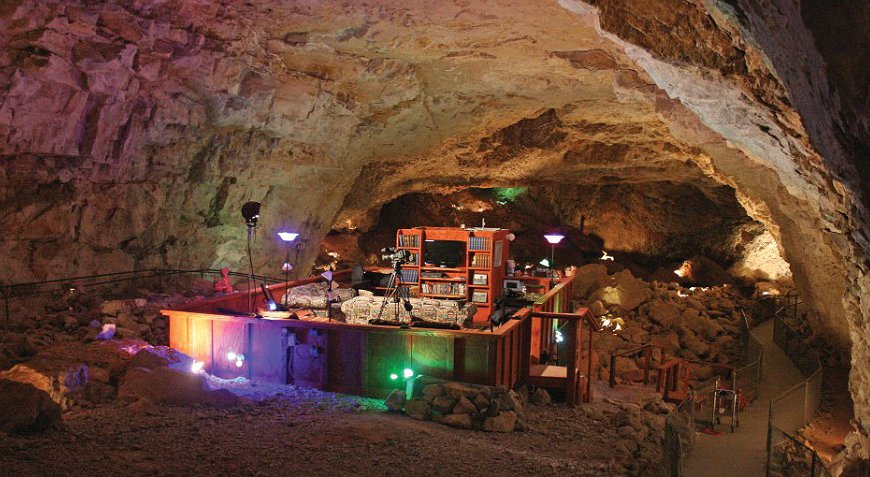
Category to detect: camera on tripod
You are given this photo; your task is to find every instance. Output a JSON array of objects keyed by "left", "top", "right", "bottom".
[{"left": 381, "top": 247, "right": 412, "bottom": 263}]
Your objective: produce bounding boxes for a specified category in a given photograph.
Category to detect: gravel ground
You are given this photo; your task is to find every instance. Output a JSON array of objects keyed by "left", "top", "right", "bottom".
[{"left": 0, "top": 380, "right": 644, "bottom": 477}]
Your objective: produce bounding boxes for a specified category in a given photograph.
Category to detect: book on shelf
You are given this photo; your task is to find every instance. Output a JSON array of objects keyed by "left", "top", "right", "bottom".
[
  {"left": 398, "top": 234, "right": 420, "bottom": 248},
  {"left": 468, "top": 236, "right": 491, "bottom": 251},
  {"left": 421, "top": 282, "right": 466, "bottom": 296},
  {"left": 470, "top": 253, "right": 490, "bottom": 268},
  {"left": 400, "top": 269, "right": 419, "bottom": 283}
]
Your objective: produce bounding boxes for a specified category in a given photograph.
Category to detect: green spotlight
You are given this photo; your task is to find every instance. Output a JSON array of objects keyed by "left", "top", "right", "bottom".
[
  {"left": 403, "top": 368, "right": 414, "bottom": 379},
  {"left": 390, "top": 373, "right": 399, "bottom": 380}
]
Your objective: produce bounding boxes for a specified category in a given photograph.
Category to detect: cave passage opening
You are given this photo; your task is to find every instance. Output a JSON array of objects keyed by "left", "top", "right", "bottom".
[{"left": 322, "top": 182, "right": 792, "bottom": 288}]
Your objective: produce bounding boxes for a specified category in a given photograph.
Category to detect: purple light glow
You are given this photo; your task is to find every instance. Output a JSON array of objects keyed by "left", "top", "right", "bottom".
[
  {"left": 544, "top": 234, "right": 564, "bottom": 245},
  {"left": 278, "top": 231, "right": 299, "bottom": 242}
]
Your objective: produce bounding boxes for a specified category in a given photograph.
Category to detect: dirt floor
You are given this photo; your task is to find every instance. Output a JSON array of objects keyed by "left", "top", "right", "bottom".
[{"left": 0, "top": 380, "right": 656, "bottom": 477}]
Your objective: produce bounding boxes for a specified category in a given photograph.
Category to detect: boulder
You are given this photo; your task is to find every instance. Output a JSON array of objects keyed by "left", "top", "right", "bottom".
[
  {"left": 443, "top": 381, "right": 483, "bottom": 400},
  {"left": 529, "top": 387, "right": 552, "bottom": 406},
  {"left": 678, "top": 327, "right": 710, "bottom": 358},
  {"left": 647, "top": 301, "right": 682, "bottom": 328},
  {"left": 0, "top": 379, "right": 62, "bottom": 434},
  {"left": 431, "top": 395, "right": 455, "bottom": 413},
  {"left": 127, "top": 348, "right": 171, "bottom": 370},
  {"left": 404, "top": 398, "right": 431, "bottom": 420},
  {"left": 422, "top": 383, "right": 445, "bottom": 399},
  {"left": 473, "top": 393, "right": 490, "bottom": 410},
  {"left": 678, "top": 256, "right": 734, "bottom": 286},
  {"left": 482, "top": 411, "right": 517, "bottom": 433},
  {"left": 592, "top": 270, "right": 652, "bottom": 311},
  {"left": 498, "top": 389, "right": 524, "bottom": 413},
  {"left": 118, "top": 367, "right": 239, "bottom": 407},
  {"left": 384, "top": 389, "right": 406, "bottom": 412},
  {"left": 453, "top": 395, "right": 477, "bottom": 414},
  {"left": 2, "top": 361, "right": 88, "bottom": 410},
  {"left": 100, "top": 300, "right": 130, "bottom": 316},
  {"left": 572, "top": 264, "right": 609, "bottom": 299}
]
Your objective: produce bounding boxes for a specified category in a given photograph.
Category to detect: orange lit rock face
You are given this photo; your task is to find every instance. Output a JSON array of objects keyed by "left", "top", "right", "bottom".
[{"left": 0, "top": 1, "right": 867, "bottom": 426}]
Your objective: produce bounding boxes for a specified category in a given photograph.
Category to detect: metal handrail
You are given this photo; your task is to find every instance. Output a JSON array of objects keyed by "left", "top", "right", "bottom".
[
  {"left": 765, "top": 292, "right": 831, "bottom": 477},
  {"left": 1, "top": 267, "right": 286, "bottom": 328}
]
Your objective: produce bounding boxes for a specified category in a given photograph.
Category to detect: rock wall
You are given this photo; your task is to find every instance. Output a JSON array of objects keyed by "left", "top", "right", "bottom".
[{"left": 0, "top": 0, "right": 867, "bottom": 427}]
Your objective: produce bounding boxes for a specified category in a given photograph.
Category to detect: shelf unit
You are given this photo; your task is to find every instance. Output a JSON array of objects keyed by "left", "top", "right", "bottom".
[{"left": 396, "top": 227, "right": 510, "bottom": 323}]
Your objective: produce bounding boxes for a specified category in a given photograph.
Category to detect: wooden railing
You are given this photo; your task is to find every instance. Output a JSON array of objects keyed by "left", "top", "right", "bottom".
[{"left": 529, "top": 309, "right": 600, "bottom": 405}]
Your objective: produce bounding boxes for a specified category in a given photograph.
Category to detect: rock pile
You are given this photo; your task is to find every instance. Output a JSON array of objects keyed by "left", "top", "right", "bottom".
[
  {"left": 573, "top": 264, "right": 754, "bottom": 384},
  {"left": 387, "top": 380, "right": 534, "bottom": 432},
  {"left": 0, "top": 336, "right": 242, "bottom": 434},
  {"left": 0, "top": 288, "right": 203, "bottom": 372}
]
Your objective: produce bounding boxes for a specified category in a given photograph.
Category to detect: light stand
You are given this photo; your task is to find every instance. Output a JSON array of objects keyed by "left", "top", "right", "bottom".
[
  {"left": 374, "top": 251, "right": 414, "bottom": 327},
  {"left": 544, "top": 234, "right": 565, "bottom": 280},
  {"left": 322, "top": 269, "right": 334, "bottom": 321},
  {"left": 242, "top": 201, "right": 261, "bottom": 316},
  {"left": 278, "top": 231, "right": 299, "bottom": 308}
]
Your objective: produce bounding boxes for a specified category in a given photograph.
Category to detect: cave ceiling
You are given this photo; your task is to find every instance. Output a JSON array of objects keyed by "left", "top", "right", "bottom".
[{"left": 0, "top": 0, "right": 868, "bottom": 426}]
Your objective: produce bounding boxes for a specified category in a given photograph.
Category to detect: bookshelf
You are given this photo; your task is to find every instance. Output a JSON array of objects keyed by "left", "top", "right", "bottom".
[{"left": 395, "top": 227, "right": 510, "bottom": 322}]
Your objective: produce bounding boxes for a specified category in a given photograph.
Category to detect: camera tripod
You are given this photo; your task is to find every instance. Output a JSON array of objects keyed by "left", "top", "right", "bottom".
[{"left": 373, "top": 258, "right": 414, "bottom": 326}]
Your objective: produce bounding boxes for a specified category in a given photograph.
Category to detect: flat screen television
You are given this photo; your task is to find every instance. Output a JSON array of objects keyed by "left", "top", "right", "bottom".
[{"left": 424, "top": 240, "right": 466, "bottom": 268}]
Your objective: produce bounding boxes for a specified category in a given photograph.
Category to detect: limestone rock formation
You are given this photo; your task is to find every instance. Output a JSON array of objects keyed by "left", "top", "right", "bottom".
[{"left": 0, "top": 0, "right": 867, "bottom": 427}]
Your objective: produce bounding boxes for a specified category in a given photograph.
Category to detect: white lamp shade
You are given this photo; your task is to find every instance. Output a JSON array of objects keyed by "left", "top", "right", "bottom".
[
  {"left": 278, "top": 232, "right": 299, "bottom": 242},
  {"left": 544, "top": 234, "right": 564, "bottom": 244}
]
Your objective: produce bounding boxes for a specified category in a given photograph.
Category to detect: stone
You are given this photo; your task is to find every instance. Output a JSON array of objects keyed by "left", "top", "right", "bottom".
[
  {"left": 118, "top": 367, "right": 239, "bottom": 407},
  {"left": 453, "top": 396, "right": 477, "bottom": 415},
  {"left": 482, "top": 411, "right": 517, "bottom": 433},
  {"left": 95, "top": 323, "right": 116, "bottom": 340},
  {"left": 443, "top": 381, "right": 481, "bottom": 400},
  {"left": 572, "top": 264, "right": 609, "bottom": 299},
  {"left": 431, "top": 395, "right": 455, "bottom": 414},
  {"left": 486, "top": 399, "right": 501, "bottom": 417},
  {"left": 0, "top": 379, "right": 62, "bottom": 434},
  {"left": 498, "top": 390, "right": 524, "bottom": 413},
  {"left": 100, "top": 300, "right": 129, "bottom": 316},
  {"left": 473, "top": 393, "right": 490, "bottom": 410},
  {"left": 403, "top": 398, "right": 431, "bottom": 420},
  {"left": 127, "top": 348, "right": 171, "bottom": 370},
  {"left": 592, "top": 270, "right": 652, "bottom": 312},
  {"left": 530, "top": 388, "right": 551, "bottom": 406},
  {"left": 2, "top": 361, "right": 88, "bottom": 410},
  {"left": 421, "top": 383, "right": 445, "bottom": 399},
  {"left": 647, "top": 301, "right": 682, "bottom": 328},
  {"left": 384, "top": 389, "right": 406, "bottom": 412},
  {"left": 441, "top": 413, "right": 473, "bottom": 429}
]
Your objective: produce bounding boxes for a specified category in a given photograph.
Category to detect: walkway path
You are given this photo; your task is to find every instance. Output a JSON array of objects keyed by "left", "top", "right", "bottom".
[{"left": 683, "top": 319, "right": 806, "bottom": 477}]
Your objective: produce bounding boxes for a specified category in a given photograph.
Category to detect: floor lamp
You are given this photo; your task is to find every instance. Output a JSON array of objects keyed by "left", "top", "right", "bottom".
[
  {"left": 544, "top": 234, "right": 565, "bottom": 280},
  {"left": 278, "top": 231, "right": 299, "bottom": 308}
]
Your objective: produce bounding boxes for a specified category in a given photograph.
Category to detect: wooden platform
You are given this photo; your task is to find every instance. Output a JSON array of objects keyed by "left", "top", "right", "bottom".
[
  {"left": 162, "top": 270, "right": 533, "bottom": 398},
  {"left": 162, "top": 268, "right": 593, "bottom": 402}
]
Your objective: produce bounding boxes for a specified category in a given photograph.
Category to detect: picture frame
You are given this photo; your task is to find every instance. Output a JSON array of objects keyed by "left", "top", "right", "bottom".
[
  {"left": 471, "top": 290, "right": 488, "bottom": 303},
  {"left": 472, "top": 273, "right": 488, "bottom": 285}
]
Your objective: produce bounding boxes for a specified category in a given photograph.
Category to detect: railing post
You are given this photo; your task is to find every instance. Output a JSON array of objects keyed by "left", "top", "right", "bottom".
[{"left": 766, "top": 401, "right": 773, "bottom": 477}]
